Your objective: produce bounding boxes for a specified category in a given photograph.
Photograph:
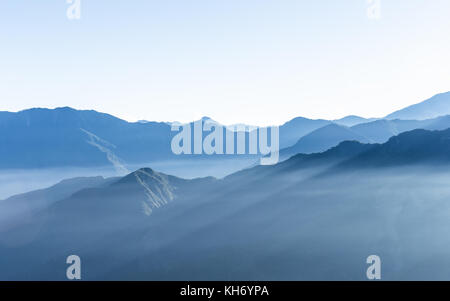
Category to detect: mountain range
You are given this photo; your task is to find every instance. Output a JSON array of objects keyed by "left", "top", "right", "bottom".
[
  {"left": 277, "top": 115, "right": 450, "bottom": 160},
  {"left": 1, "top": 91, "right": 450, "bottom": 172},
  {"left": 3, "top": 91, "right": 450, "bottom": 280}
]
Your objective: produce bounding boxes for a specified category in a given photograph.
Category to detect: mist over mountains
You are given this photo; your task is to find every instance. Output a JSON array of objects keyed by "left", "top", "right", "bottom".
[
  {"left": 2, "top": 91, "right": 450, "bottom": 280},
  {"left": 2, "top": 127, "right": 450, "bottom": 280}
]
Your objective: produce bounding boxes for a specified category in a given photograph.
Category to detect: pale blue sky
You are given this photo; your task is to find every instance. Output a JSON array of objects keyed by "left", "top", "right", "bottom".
[{"left": 1, "top": 0, "right": 450, "bottom": 125}]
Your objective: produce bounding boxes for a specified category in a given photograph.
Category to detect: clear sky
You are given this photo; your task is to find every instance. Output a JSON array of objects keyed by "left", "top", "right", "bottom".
[{"left": 1, "top": 0, "right": 450, "bottom": 125}]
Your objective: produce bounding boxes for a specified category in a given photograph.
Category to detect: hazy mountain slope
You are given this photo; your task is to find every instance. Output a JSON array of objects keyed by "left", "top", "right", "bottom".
[
  {"left": 278, "top": 117, "right": 331, "bottom": 148},
  {"left": 352, "top": 116, "right": 450, "bottom": 143},
  {"left": 424, "top": 115, "right": 450, "bottom": 130},
  {"left": 348, "top": 118, "right": 440, "bottom": 143},
  {"left": 277, "top": 123, "right": 370, "bottom": 160},
  {"left": 228, "top": 140, "right": 375, "bottom": 183},
  {"left": 0, "top": 176, "right": 117, "bottom": 233},
  {"left": 337, "top": 128, "right": 450, "bottom": 168},
  {"left": 385, "top": 91, "right": 450, "bottom": 120}
]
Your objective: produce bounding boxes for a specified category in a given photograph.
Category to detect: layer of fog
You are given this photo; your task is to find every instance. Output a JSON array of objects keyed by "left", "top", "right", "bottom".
[
  {"left": 0, "top": 166, "right": 122, "bottom": 200},
  {"left": 0, "top": 158, "right": 256, "bottom": 200},
  {"left": 127, "top": 157, "right": 257, "bottom": 179},
  {"left": 2, "top": 165, "right": 450, "bottom": 280}
]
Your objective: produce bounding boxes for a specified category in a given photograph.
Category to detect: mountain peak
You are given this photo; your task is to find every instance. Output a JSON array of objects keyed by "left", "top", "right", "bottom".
[
  {"left": 333, "top": 115, "right": 377, "bottom": 127},
  {"left": 118, "top": 167, "right": 159, "bottom": 183},
  {"left": 114, "top": 168, "right": 175, "bottom": 215},
  {"left": 54, "top": 106, "right": 77, "bottom": 111},
  {"left": 18, "top": 106, "right": 77, "bottom": 114}
]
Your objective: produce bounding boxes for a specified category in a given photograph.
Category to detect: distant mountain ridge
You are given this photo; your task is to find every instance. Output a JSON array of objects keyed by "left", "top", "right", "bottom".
[
  {"left": 338, "top": 128, "right": 450, "bottom": 168},
  {"left": 333, "top": 115, "right": 378, "bottom": 127},
  {"left": 2, "top": 91, "right": 450, "bottom": 171},
  {"left": 385, "top": 91, "right": 450, "bottom": 120},
  {"left": 0, "top": 107, "right": 175, "bottom": 169},
  {"left": 276, "top": 114, "right": 450, "bottom": 161},
  {"left": 0, "top": 107, "right": 331, "bottom": 170}
]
